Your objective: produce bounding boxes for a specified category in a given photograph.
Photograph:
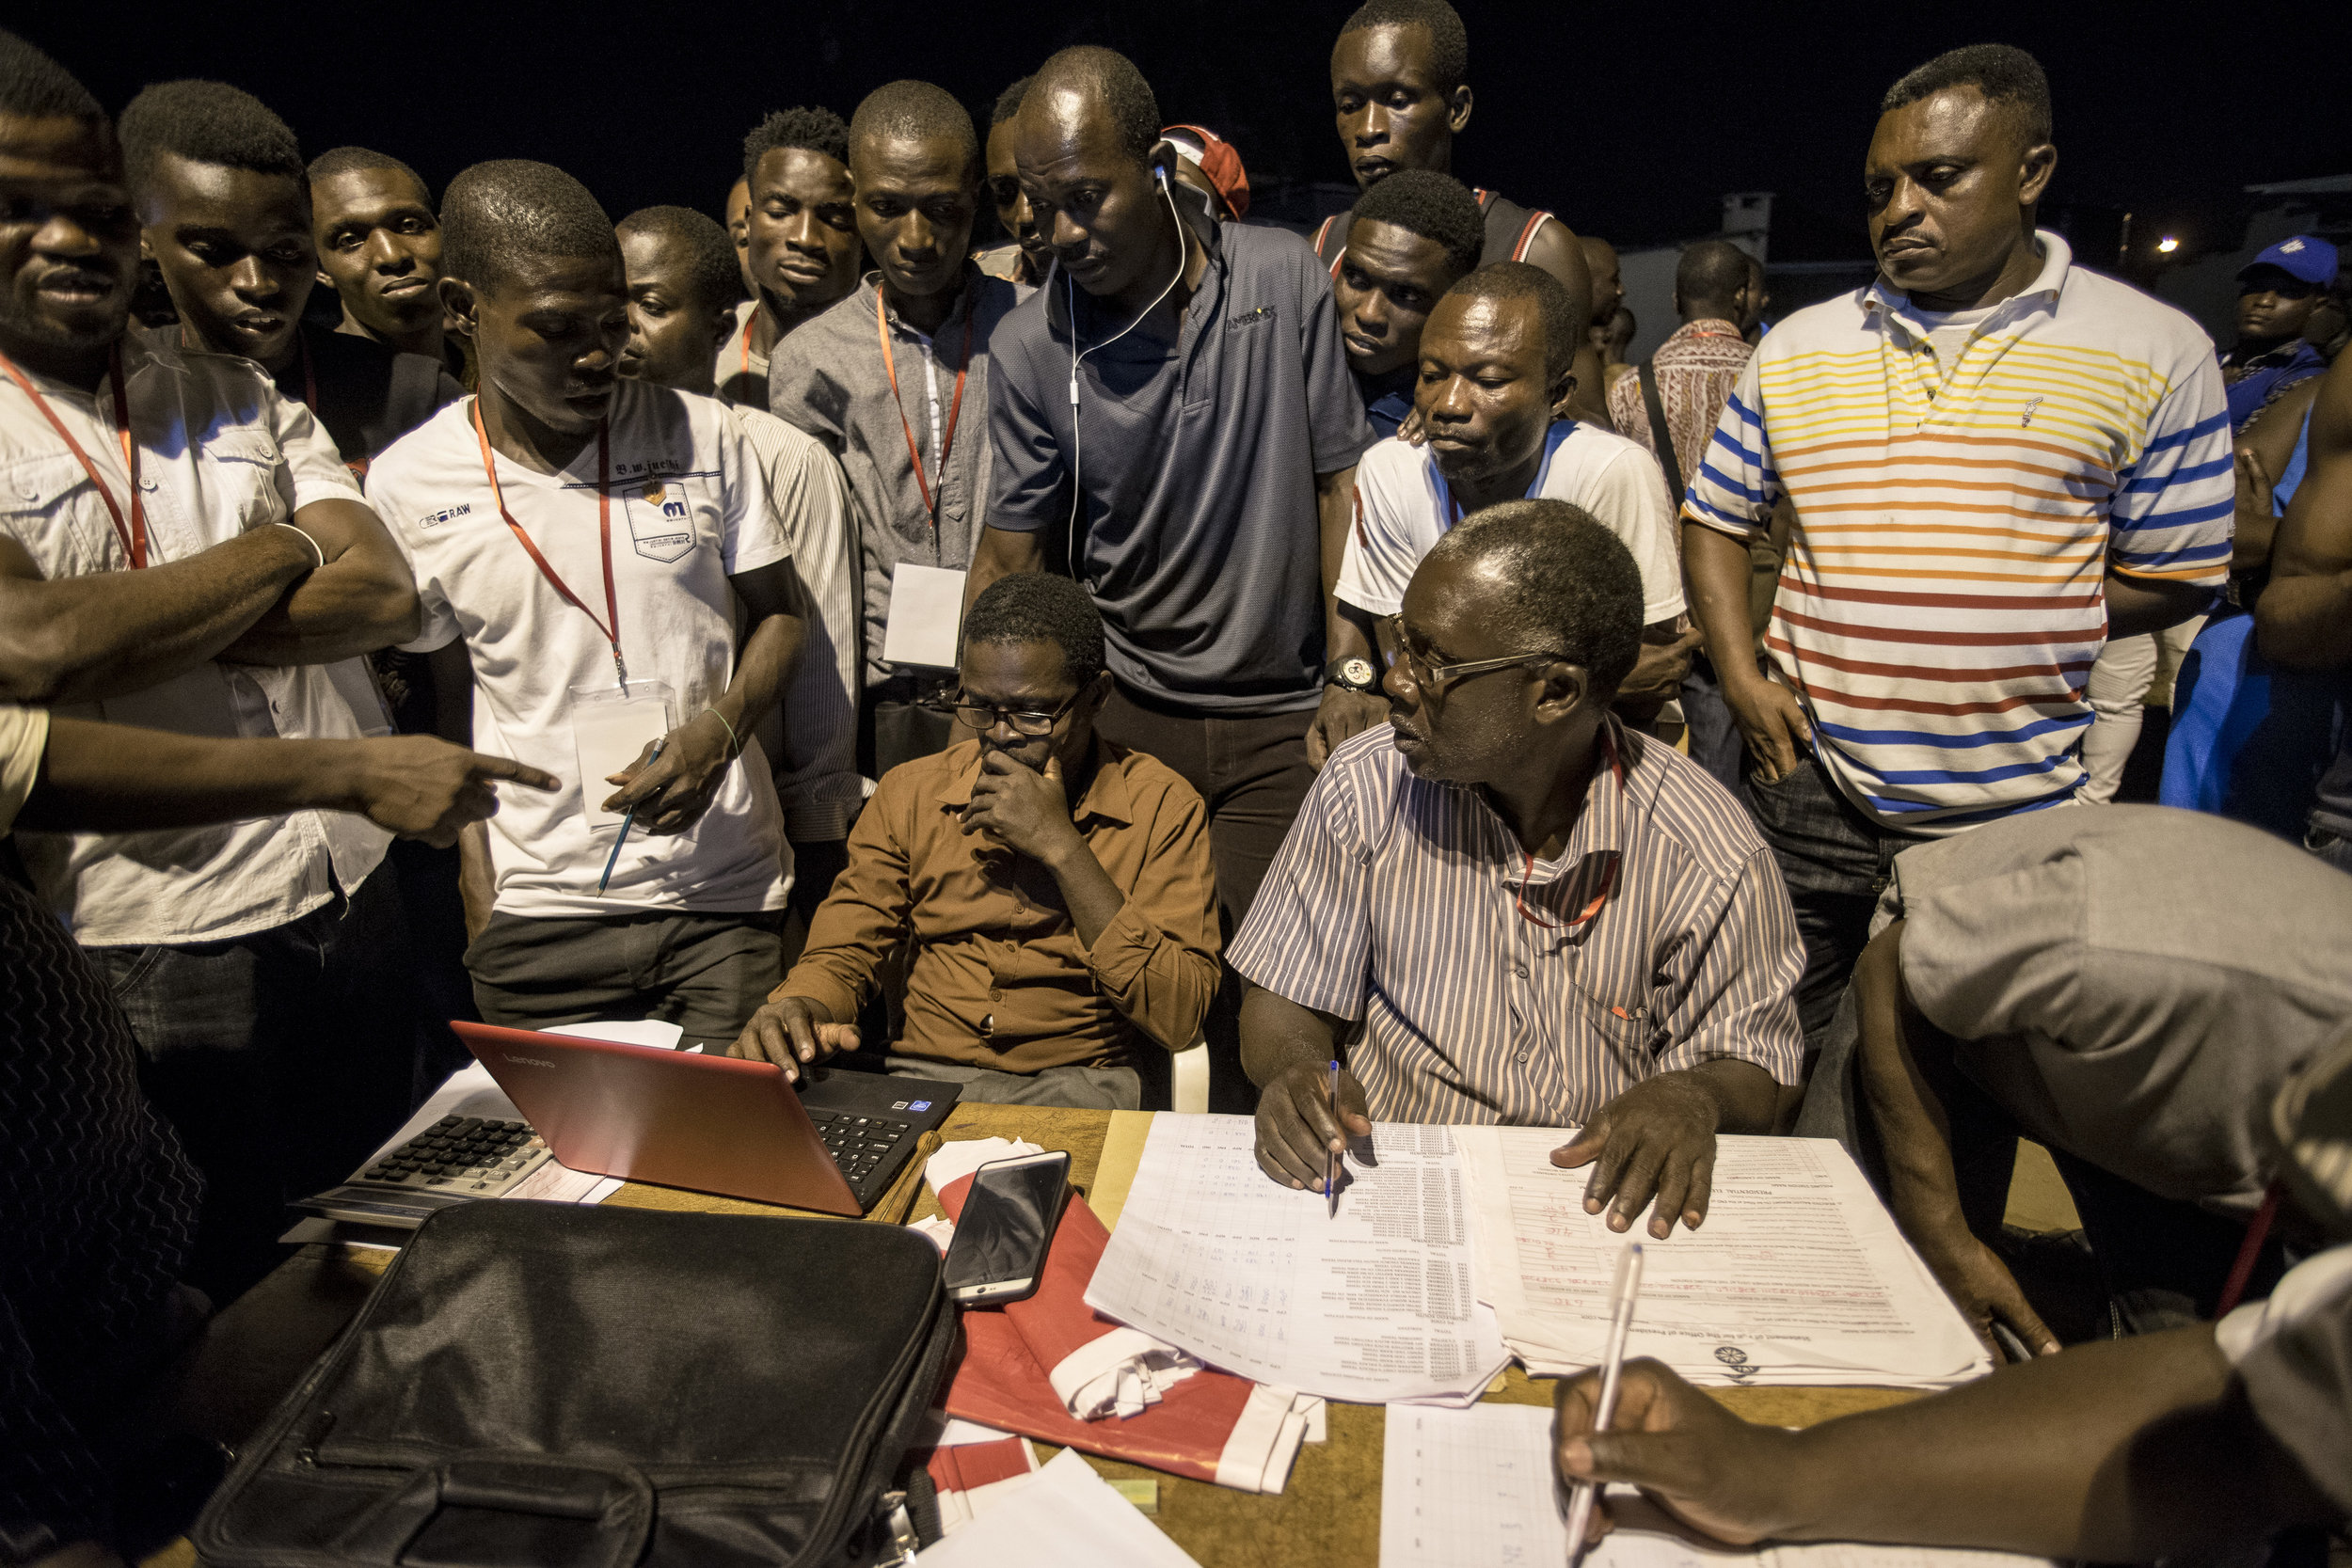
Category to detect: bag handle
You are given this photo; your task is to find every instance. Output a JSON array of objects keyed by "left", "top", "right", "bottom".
[
  {"left": 333, "top": 1452, "right": 653, "bottom": 1568},
  {"left": 1637, "top": 358, "right": 1686, "bottom": 506}
]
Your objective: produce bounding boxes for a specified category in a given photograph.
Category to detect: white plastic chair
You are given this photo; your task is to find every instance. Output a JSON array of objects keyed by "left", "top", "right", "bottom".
[{"left": 1170, "top": 1031, "right": 1211, "bottom": 1114}]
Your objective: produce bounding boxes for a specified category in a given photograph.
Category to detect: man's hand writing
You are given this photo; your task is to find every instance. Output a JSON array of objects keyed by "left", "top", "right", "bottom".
[
  {"left": 1253, "top": 1060, "right": 1371, "bottom": 1190},
  {"left": 1554, "top": 1358, "right": 1797, "bottom": 1548},
  {"left": 1550, "top": 1073, "right": 1724, "bottom": 1238},
  {"left": 603, "top": 709, "right": 734, "bottom": 834},
  {"left": 728, "top": 995, "right": 858, "bottom": 1085},
  {"left": 960, "top": 750, "right": 1083, "bottom": 862}
]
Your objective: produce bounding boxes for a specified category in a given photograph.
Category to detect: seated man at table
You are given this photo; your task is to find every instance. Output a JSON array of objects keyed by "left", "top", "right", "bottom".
[
  {"left": 1836, "top": 804, "right": 2352, "bottom": 1352},
  {"left": 729, "top": 574, "right": 1220, "bottom": 1110},
  {"left": 1551, "top": 1027, "right": 2352, "bottom": 1563},
  {"left": 1237, "top": 500, "right": 1803, "bottom": 1235}
]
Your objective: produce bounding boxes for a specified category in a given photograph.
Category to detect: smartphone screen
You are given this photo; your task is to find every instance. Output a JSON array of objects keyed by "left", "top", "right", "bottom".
[{"left": 943, "top": 1153, "right": 1070, "bottom": 1300}]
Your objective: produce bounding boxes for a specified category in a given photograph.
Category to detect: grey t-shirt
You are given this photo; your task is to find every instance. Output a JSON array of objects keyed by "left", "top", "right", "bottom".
[
  {"left": 987, "top": 215, "right": 1375, "bottom": 716},
  {"left": 1891, "top": 804, "right": 2352, "bottom": 1213},
  {"left": 769, "top": 268, "right": 1019, "bottom": 685}
]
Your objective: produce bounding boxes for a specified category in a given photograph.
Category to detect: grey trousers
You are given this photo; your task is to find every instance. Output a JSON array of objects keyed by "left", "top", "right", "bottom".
[
  {"left": 466, "top": 909, "right": 785, "bottom": 1052},
  {"left": 882, "top": 1053, "right": 1141, "bottom": 1111}
]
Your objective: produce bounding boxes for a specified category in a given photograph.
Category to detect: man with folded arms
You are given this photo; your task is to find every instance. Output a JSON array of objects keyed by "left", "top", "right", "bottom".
[
  {"left": 1239, "top": 502, "right": 1802, "bottom": 1236},
  {"left": 0, "top": 33, "right": 429, "bottom": 1302},
  {"left": 731, "top": 574, "right": 1218, "bottom": 1111},
  {"left": 368, "top": 160, "right": 807, "bottom": 1051}
]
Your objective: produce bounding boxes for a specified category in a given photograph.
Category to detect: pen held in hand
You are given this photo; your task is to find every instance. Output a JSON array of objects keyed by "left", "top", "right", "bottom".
[
  {"left": 1564, "top": 1242, "right": 1645, "bottom": 1568},
  {"left": 596, "top": 736, "right": 667, "bottom": 894},
  {"left": 1326, "top": 1058, "right": 1342, "bottom": 1218}
]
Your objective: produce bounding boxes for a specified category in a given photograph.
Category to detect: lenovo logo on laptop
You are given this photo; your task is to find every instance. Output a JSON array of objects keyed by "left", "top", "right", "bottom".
[{"left": 501, "top": 1054, "right": 558, "bottom": 1069}]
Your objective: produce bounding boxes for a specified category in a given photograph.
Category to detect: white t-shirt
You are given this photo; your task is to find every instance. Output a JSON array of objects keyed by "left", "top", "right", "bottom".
[
  {"left": 0, "top": 330, "right": 389, "bottom": 944},
  {"left": 1338, "top": 420, "right": 1687, "bottom": 626},
  {"left": 2217, "top": 1243, "right": 2352, "bottom": 1512},
  {"left": 371, "top": 381, "right": 792, "bottom": 918}
]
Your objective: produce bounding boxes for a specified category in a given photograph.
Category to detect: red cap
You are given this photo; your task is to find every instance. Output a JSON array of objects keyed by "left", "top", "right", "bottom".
[{"left": 1161, "top": 123, "right": 1250, "bottom": 220}]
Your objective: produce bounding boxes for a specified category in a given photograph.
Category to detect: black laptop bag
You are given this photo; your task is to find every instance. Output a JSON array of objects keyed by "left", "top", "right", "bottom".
[{"left": 192, "top": 1199, "right": 956, "bottom": 1568}]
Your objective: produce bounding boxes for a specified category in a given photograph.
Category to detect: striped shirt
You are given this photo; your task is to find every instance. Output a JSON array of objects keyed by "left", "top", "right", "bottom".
[
  {"left": 1228, "top": 724, "right": 1804, "bottom": 1126},
  {"left": 1685, "top": 231, "right": 2233, "bottom": 832}
]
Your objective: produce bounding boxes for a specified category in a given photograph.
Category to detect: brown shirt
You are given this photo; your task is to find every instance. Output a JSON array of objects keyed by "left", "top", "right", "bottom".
[{"left": 779, "top": 737, "right": 1220, "bottom": 1072}]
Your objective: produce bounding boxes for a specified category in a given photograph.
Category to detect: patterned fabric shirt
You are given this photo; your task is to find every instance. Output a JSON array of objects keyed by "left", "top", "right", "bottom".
[
  {"left": 1606, "top": 317, "right": 1754, "bottom": 499},
  {"left": 2222, "top": 338, "right": 2328, "bottom": 436},
  {"left": 1229, "top": 724, "right": 1804, "bottom": 1126},
  {"left": 3, "top": 707, "right": 200, "bottom": 1553},
  {"left": 1685, "top": 232, "right": 2233, "bottom": 833}
]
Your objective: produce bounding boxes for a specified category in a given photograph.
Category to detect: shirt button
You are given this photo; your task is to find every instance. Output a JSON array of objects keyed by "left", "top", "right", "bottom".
[
  {"left": 1515, "top": 1052, "right": 1530, "bottom": 1064},
  {"left": 1512, "top": 962, "right": 1527, "bottom": 978}
]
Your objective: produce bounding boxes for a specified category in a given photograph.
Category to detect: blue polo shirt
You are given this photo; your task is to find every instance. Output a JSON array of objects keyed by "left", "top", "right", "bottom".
[{"left": 987, "top": 214, "right": 1375, "bottom": 716}]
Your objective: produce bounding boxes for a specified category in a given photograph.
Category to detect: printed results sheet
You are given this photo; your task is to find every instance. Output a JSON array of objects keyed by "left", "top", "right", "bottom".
[
  {"left": 1379, "top": 1402, "right": 2057, "bottom": 1568},
  {"left": 1086, "top": 1115, "right": 1506, "bottom": 1404},
  {"left": 1459, "top": 1129, "right": 1990, "bottom": 1387}
]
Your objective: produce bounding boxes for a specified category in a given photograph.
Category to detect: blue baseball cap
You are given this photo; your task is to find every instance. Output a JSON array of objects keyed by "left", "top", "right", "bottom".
[{"left": 2239, "top": 234, "right": 2340, "bottom": 288}]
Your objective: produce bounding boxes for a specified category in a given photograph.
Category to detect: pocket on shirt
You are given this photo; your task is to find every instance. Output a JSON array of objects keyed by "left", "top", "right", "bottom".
[
  {"left": 0, "top": 452, "right": 113, "bottom": 571},
  {"left": 200, "top": 427, "right": 291, "bottom": 529},
  {"left": 620, "top": 475, "right": 706, "bottom": 563}
]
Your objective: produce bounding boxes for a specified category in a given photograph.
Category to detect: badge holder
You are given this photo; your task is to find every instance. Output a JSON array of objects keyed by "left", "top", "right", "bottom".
[{"left": 573, "top": 680, "right": 675, "bottom": 832}]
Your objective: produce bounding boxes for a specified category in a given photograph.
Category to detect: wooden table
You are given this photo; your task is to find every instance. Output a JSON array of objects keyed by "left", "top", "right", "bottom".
[{"left": 153, "top": 1104, "right": 1918, "bottom": 1568}]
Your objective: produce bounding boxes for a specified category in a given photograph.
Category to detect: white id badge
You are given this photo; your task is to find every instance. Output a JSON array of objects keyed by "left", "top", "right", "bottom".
[
  {"left": 571, "top": 680, "right": 675, "bottom": 831},
  {"left": 882, "top": 563, "right": 967, "bottom": 669}
]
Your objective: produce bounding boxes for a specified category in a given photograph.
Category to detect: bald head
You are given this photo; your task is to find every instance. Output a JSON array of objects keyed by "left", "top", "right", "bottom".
[
  {"left": 1425, "top": 498, "right": 1642, "bottom": 694},
  {"left": 1019, "top": 45, "right": 1162, "bottom": 169}
]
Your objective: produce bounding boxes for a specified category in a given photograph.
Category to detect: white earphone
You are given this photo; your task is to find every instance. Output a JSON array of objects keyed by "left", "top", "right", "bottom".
[{"left": 1063, "top": 159, "right": 1189, "bottom": 578}]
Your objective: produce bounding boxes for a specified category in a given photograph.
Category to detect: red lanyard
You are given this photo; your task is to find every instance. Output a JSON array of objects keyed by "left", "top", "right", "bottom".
[
  {"left": 0, "top": 345, "right": 146, "bottom": 567},
  {"left": 1513, "top": 722, "right": 1629, "bottom": 931},
  {"left": 876, "top": 290, "right": 973, "bottom": 527},
  {"left": 469, "top": 399, "right": 626, "bottom": 686},
  {"left": 740, "top": 312, "right": 756, "bottom": 383}
]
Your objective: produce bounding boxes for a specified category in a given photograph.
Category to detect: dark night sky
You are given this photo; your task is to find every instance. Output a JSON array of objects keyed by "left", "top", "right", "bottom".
[{"left": 22, "top": 1, "right": 2352, "bottom": 260}]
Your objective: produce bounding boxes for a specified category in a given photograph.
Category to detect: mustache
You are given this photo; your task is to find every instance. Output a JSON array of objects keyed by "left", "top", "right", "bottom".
[{"left": 28, "top": 261, "right": 119, "bottom": 291}]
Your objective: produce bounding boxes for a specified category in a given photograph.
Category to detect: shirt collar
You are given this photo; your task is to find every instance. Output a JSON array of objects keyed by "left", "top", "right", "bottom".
[
  {"left": 1865, "top": 228, "right": 2073, "bottom": 343},
  {"left": 1667, "top": 317, "right": 1746, "bottom": 344},
  {"left": 937, "top": 735, "right": 1136, "bottom": 827},
  {"left": 1472, "top": 718, "right": 1632, "bottom": 885}
]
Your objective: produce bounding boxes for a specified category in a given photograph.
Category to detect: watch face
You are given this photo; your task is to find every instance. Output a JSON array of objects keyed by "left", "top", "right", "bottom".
[{"left": 1340, "top": 657, "right": 1377, "bottom": 689}]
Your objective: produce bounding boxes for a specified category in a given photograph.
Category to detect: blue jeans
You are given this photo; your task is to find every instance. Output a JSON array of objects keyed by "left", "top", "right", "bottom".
[
  {"left": 87, "top": 869, "right": 418, "bottom": 1305},
  {"left": 1679, "top": 652, "right": 1748, "bottom": 797}
]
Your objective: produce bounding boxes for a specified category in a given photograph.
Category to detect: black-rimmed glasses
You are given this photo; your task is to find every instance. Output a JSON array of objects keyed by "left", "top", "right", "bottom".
[{"left": 925, "top": 689, "right": 1083, "bottom": 736}]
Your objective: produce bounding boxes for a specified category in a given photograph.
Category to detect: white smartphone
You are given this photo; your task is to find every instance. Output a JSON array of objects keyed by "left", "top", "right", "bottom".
[{"left": 942, "top": 1150, "right": 1072, "bottom": 1306}]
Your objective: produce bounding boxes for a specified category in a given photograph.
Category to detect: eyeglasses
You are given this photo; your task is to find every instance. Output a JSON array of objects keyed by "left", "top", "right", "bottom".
[
  {"left": 1381, "top": 616, "right": 1570, "bottom": 700},
  {"left": 927, "top": 689, "right": 1082, "bottom": 736}
]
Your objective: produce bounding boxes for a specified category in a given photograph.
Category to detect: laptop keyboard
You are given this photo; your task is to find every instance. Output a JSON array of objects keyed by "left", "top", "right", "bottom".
[
  {"left": 807, "top": 1107, "right": 915, "bottom": 1196},
  {"left": 357, "top": 1115, "right": 553, "bottom": 1196}
]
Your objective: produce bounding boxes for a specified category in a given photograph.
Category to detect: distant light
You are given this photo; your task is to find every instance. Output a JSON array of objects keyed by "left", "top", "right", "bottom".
[{"left": 2156, "top": 236, "right": 2180, "bottom": 253}]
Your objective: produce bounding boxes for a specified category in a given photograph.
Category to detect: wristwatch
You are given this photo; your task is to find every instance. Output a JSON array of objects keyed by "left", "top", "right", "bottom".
[{"left": 1326, "top": 656, "right": 1380, "bottom": 694}]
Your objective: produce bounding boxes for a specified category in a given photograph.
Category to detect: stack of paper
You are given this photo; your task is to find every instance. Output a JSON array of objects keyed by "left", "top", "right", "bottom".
[
  {"left": 915, "top": 1448, "right": 1202, "bottom": 1566},
  {"left": 1085, "top": 1115, "right": 1508, "bottom": 1405},
  {"left": 1458, "top": 1129, "right": 1989, "bottom": 1387},
  {"left": 1380, "top": 1403, "right": 2057, "bottom": 1568}
]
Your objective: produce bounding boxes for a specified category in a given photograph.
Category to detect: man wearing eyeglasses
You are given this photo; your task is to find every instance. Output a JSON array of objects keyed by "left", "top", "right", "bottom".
[
  {"left": 1235, "top": 501, "right": 1804, "bottom": 1236},
  {"left": 728, "top": 573, "right": 1220, "bottom": 1109}
]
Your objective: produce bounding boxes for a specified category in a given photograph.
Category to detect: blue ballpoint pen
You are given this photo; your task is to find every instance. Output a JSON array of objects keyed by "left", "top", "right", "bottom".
[
  {"left": 1326, "top": 1058, "right": 1343, "bottom": 1217},
  {"left": 596, "top": 736, "right": 666, "bottom": 894}
]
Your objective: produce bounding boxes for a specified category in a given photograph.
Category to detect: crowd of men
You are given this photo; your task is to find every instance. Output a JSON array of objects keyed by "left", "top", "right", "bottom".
[{"left": 2, "top": 5, "right": 2348, "bottom": 1562}]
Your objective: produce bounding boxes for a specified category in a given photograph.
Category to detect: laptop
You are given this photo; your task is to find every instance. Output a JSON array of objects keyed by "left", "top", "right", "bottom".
[{"left": 298, "top": 1023, "right": 960, "bottom": 1227}]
